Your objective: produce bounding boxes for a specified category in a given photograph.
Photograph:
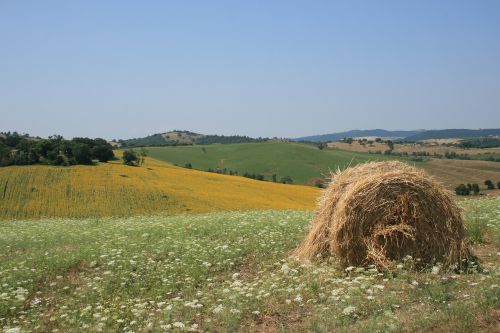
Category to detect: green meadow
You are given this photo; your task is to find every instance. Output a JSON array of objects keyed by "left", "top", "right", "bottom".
[{"left": 144, "top": 142, "right": 401, "bottom": 185}]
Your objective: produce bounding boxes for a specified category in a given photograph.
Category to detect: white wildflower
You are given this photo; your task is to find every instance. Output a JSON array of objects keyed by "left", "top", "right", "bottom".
[
  {"left": 342, "top": 305, "right": 357, "bottom": 316},
  {"left": 4, "top": 328, "right": 21, "bottom": 333},
  {"left": 212, "top": 304, "right": 224, "bottom": 314},
  {"left": 172, "top": 322, "right": 185, "bottom": 328}
]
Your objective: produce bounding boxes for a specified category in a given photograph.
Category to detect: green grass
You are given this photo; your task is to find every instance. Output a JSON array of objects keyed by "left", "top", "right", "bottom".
[
  {"left": 142, "top": 142, "right": 402, "bottom": 184},
  {"left": 1, "top": 198, "right": 499, "bottom": 332}
]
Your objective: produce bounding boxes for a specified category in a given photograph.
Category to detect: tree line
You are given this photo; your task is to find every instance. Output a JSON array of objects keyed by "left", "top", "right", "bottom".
[
  {"left": 455, "top": 179, "right": 500, "bottom": 195},
  {"left": 0, "top": 132, "right": 114, "bottom": 167},
  {"left": 179, "top": 162, "right": 294, "bottom": 184}
]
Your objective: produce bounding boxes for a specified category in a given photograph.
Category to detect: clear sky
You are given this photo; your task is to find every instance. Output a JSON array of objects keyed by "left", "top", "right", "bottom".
[{"left": 1, "top": 1, "right": 499, "bottom": 139}]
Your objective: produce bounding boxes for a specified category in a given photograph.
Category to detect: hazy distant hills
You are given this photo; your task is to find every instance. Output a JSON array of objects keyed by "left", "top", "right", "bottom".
[
  {"left": 292, "top": 129, "right": 422, "bottom": 142},
  {"left": 293, "top": 128, "right": 500, "bottom": 142},
  {"left": 113, "top": 128, "right": 500, "bottom": 147}
]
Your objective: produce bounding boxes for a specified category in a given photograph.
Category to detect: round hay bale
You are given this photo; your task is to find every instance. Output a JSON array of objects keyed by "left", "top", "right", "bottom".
[{"left": 295, "top": 161, "right": 471, "bottom": 269}]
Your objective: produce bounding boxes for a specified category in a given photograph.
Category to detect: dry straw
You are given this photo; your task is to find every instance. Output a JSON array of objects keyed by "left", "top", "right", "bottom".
[{"left": 295, "top": 161, "right": 472, "bottom": 269}]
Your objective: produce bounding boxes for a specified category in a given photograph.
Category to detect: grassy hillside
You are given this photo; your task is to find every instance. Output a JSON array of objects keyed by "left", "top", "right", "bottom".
[
  {"left": 0, "top": 158, "right": 319, "bottom": 220},
  {"left": 144, "top": 142, "right": 400, "bottom": 185},
  {"left": 1, "top": 198, "right": 498, "bottom": 332},
  {"left": 144, "top": 142, "right": 500, "bottom": 190}
]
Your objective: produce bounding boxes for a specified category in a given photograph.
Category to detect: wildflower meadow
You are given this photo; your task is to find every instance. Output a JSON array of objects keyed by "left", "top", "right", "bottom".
[{"left": 1, "top": 198, "right": 499, "bottom": 332}]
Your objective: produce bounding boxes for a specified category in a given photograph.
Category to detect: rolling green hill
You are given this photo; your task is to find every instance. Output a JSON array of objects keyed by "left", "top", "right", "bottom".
[
  {"left": 143, "top": 142, "right": 401, "bottom": 185},
  {"left": 141, "top": 142, "right": 500, "bottom": 189}
]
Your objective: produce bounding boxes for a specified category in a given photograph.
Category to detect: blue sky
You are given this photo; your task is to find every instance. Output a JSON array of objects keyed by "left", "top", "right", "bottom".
[{"left": 1, "top": 1, "right": 499, "bottom": 139}]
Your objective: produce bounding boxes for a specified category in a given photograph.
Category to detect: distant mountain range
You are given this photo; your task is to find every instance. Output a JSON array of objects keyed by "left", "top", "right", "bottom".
[{"left": 293, "top": 128, "right": 500, "bottom": 142}]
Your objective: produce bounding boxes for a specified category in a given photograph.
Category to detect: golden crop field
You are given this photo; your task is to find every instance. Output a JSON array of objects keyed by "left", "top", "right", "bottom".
[{"left": 0, "top": 158, "right": 319, "bottom": 220}]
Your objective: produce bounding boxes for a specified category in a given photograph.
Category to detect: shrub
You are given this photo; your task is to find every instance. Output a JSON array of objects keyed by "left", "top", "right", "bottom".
[
  {"left": 122, "top": 149, "right": 139, "bottom": 166},
  {"left": 484, "top": 180, "right": 494, "bottom": 190},
  {"left": 455, "top": 184, "right": 470, "bottom": 196},
  {"left": 472, "top": 184, "right": 480, "bottom": 195}
]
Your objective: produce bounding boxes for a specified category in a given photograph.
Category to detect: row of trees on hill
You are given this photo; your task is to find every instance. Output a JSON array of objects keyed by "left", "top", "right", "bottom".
[
  {"left": 194, "top": 135, "right": 269, "bottom": 145},
  {"left": 0, "top": 132, "right": 114, "bottom": 167},
  {"left": 455, "top": 179, "right": 500, "bottom": 195},
  {"left": 458, "top": 137, "right": 500, "bottom": 148}
]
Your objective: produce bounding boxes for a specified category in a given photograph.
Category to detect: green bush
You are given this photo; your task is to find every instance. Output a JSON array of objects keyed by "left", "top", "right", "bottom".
[
  {"left": 472, "top": 184, "right": 480, "bottom": 195},
  {"left": 455, "top": 184, "right": 470, "bottom": 195},
  {"left": 122, "top": 149, "right": 139, "bottom": 166}
]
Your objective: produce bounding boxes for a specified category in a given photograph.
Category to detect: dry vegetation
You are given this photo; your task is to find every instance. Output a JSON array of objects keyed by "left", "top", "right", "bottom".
[
  {"left": 296, "top": 162, "right": 470, "bottom": 269},
  {"left": 328, "top": 141, "right": 500, "bottom": 192},
  {"left": 422, "top": 159, "right": 500, "bottom": 190},
  {"left": 329, "top": 140, "right": 500, "bottom": 156}
]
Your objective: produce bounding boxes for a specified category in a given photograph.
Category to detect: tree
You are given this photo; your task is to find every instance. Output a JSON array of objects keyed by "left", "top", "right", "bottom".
[
  {"left": 91, "top": 145, "right": 114, "bottom": 162},
  {"left": 387, "top": 140, "right": 394, "bottom": 150},
  {"left": 272, "top": 174, "right": 277, "bottom": 182},
  {"left": 497, "top": 181, "right": 500, "bottom": 189},
  {"left": 455, "top": 184, "right": 469, "bottom": 195},
  {"left": 314, "top": 179, "right": 325, "bottom": 188},
  {"left": 184, "top": 163, "right": 192, "bottom": 169},
  {"left": 122, "top": 149, "right": 139, "bottom": 166},
  {"left": 485, "top": 180, "right": 494, "bottom": 190},
  {"left": 472, "top": 184, "right": 480, "bottom": 195},
  {"left": 317, "top": 143, "right": 326, "bottom": 150},
  {"left": 139, "top": 148, "right": 148, "bottom": 165},
  {"left": 280, "top": 176, "right": 293, "bottom": 184},
  {"left": 72, "top": 143, "right": 92, "bottom": 165}
]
